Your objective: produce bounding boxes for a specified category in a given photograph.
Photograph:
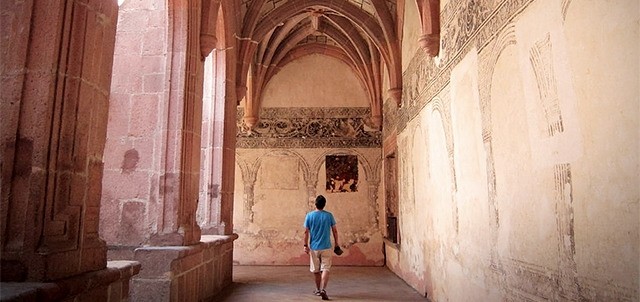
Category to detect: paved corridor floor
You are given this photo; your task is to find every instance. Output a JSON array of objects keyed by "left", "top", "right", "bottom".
[{"left": 214, "top": 266, "right": 427, "bottom": 301}]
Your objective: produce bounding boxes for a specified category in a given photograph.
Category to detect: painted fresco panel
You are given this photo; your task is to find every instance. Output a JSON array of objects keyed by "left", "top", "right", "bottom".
[{"left": 325, "top": 155, "right": 358, "bottom": 193}]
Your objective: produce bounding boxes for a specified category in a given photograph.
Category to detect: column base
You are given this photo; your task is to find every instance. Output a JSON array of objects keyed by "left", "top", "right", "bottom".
[
  {"left": 0, "top": 261, "right": 140, "bottom": 302},
  {"left": 131, "top": 234, "right": 238, "bottom": 301}
]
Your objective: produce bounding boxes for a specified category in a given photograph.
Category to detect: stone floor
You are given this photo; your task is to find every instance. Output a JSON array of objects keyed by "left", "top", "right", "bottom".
[{"left": 213, "top": 266, "right": 427, "bottom": 301}]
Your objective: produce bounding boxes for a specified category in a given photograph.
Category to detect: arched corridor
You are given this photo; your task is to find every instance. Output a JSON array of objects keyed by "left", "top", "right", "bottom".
[{"left": 1, "top": 1, "right": 638, "bottom": 301}]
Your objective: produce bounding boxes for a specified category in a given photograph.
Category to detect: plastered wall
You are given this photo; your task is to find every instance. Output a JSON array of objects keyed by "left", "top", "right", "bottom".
[
  {"left": 386, "top": 0, "right": 639, "bottom": 300},
  {"left": 234, "top": 55, "right": 384, "bottom": 266}
]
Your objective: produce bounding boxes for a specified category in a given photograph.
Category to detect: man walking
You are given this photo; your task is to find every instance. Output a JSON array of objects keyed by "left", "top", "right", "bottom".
[{"left": 304, "top": 195, "right": 339, "bottom": 300}]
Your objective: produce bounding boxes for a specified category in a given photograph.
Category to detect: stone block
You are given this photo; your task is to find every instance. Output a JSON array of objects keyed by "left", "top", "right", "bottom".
[
  {"left": 171, "top": 250, "right": 203, "bottom": 274},
  {"left": 108, "top": 281, "right": 123, "bottom": 302},
  {"left": 133, "top": 248, "right": 182, "bottom": 279},
  {"left": 119, "top": 201, "right": 147, "bottom": 246},
  {"left": 101, "top": 170, "right": 150, "bottom": 200},
  {"left": 142, "top": 28, "right": 165, "bottom": 56},
  {"left": 79, "top": 246, "right": 108, "bottom": 276},
  {"left": 110, "top": 55, "right": 143, "bottom": 94},
  {"left": 114, "top": 31, "right": 143, "bottom": 55},
  {"left": 74, "top": 285, "right": 109, "bottom": 302},
  {"left": 83, "top": 212, "right": 100, "bottom": 236},
  {"left": 131, "top": 137, "right": 156, "bottom": 171},
  {"left": 142, "top": 73, "right": 165, "bottom": 94},
  {"left": 118, "top": 10, "right": 149, "bottom": 33},
  {"left": 146, "top": 10, "right": 166, "bottom": 28},
  {"left": 141, "top": 56, "right": 166, "bottom": 74},
  {"left": 103, "top": 137, "right": 132, "bottom": 171},
  {"left": 105, "top": 93, "right": 131, "bottom": 138},
  {"left": 131, "top": 279, "right": 171, "bottom": 302},
  {"left": 99, "top": 197, "right": 122, "bottom": 243},
  {"left": 46, "top": 250, "right": 82, "bottom": 281},
  {"left": 86, "top": 161, "right": 105, "bottom": 208},
  {"left": 129, "top": 94, "right": 159, "bottom": 137}
]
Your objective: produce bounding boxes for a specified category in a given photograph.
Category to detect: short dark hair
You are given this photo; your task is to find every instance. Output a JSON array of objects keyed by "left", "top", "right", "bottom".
[{"left": 315, "top": 195, "right": 326, "bottom": 209}]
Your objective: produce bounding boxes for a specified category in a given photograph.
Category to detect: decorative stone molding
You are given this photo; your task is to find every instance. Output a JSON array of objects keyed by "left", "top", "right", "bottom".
[
  {"left": 388, "top": 88, "right": 403, "bottom": 107},
  {"left": 237, "top": 107, "right": 381, "bottom": 149},
  {"left": 416, "top": 0, "right": 441, "bottom": 57},
  {"left": 200, "top": 33, "right": 217, "bottom": 59},
  {"left": 236, "top": 85, "right": 247, "bottom": 104},
  {"left": 418, "top": 33, "right": 440, "bottom": 57}
]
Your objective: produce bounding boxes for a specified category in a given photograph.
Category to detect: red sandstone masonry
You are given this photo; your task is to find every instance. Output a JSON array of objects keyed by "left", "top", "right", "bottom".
[
  {"left": 0, "top": 261, "right": 140, "bottom": 302},
  {"left": 131, "top": 235, "right": 237, "bottom": 302},
  {"left": 1, "top": 0, "right": 119, "bottom": 282}
]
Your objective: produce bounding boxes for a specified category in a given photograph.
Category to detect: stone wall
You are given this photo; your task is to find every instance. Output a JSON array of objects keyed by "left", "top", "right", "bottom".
[
  {"left": 384, "top": 0, "right": 639, "bottom": 300},
  {"left": 233, "top": 146, "right": 384, "bottom": 266},
  {"left": 0, "top": 1, "right": 143, "bottom": 301},
  {"left": 1, "top": 261, "right": 140, "bottom": 302},
  {"left": 98, "top": 0, "right": 239, "bottom": 300},
  {"left": 234, "top": 54, "right": 385, "bottom": 266},
  {"left": 1, "top": 0, "right": 121, "bottom": 282},
  {"left": 131, "top": 235, "right": 236, "bottom": 301}
]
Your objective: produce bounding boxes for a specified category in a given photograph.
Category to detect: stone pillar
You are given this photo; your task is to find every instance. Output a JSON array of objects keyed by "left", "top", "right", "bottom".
[
  {"left": 1, "top": 0, "right": 118, "bottom": 282},
  {"left": 98, "top": 0, "right": 238, "bottom": 300},
  {"left": 100, "top": 0, "right": 201, "bottom": 252},
  {"left": 198, "top": 48, "right": 226, "bottom": 235},
  {"left": 219, "top": 74, "right": 238, "bottom": 235}
]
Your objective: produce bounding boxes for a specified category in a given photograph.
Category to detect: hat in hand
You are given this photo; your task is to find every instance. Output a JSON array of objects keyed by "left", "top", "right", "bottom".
[{"left": 334, "top": 245, "right": 344, "bottom": 256}]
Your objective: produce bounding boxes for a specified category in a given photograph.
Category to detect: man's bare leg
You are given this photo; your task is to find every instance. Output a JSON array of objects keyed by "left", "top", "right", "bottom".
[
  {"left": 314, "top": 272, "right": 322, "bottom": 290},
  {"left": 319, "top": 270, "right": 331, "bottom": 300},
  {"left": 320, "top": 270, "right": 330, "bottom": 290}
]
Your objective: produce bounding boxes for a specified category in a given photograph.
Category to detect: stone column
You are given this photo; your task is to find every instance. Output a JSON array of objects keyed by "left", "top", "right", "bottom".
[
  {"left": 198, "top": 48, "right": 227, "bottom": 235},
  {"left": 219, "top": 74, "right": 238, "bottom": 235},
  {"left": 100, "top": 0, "right": 202, "bottom": 252},
  {"left": 1, "top": 0, "right": 118, "bottom": 282}
]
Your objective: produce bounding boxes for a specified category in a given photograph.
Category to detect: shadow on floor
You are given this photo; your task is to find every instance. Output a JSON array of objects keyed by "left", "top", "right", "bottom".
[{"left": 213, "top": 266, "right": 427, "bottom": 302}]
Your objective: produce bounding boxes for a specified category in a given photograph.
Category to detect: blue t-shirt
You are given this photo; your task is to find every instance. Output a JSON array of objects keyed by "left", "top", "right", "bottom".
[{"left": 303, "top": 210, "right": 336, "bottom": 250}]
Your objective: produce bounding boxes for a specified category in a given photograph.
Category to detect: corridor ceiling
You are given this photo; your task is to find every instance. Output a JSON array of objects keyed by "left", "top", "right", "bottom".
[{"left": 235, "top": 0, "right": 403, "bottom": 130}]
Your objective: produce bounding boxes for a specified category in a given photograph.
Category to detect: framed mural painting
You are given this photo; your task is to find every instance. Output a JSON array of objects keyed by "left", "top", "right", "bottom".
[{"left": 325, "top": 155, "right": 358, "bottom": 193}]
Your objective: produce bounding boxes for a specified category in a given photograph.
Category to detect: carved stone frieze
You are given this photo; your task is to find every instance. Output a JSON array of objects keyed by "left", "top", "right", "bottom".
[{"left": 237, "top": 107, "right": 382, "bottom": 149}]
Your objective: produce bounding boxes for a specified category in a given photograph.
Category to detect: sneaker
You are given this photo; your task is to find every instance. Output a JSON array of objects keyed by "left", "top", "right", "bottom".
[
  {"left": 320, "top": 289, "right": 329, "bottom": 300},
  {"left": 313, "top": 289, "right": 321, "bottom": 296}
]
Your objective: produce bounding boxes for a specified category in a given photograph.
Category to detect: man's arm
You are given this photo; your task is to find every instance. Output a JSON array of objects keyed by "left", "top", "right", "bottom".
[
  {"left": 303, "top": 228, "right": 310, "bottom": 253},
  {"left": 331, "top": 225, "right": 339, "bottom": 247}
]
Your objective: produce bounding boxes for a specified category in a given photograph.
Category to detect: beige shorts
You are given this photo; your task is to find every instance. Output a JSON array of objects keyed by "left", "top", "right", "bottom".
[{"left": 309, "top": 248, "right": 333, "bottom": 273}]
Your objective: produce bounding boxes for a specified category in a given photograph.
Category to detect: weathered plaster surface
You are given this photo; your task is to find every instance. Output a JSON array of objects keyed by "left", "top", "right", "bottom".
[
  {"left": 233, "top": 148, "right": 383, "bottom": 266},
  {"left": 234, "top": 52, "right": 384, "bottom": 266},
  {"left": 262, "top": 54, "right": 368, "bottom": 108},
  {"left": 386, "top": 0, "right": 639, "bottom": 300}
]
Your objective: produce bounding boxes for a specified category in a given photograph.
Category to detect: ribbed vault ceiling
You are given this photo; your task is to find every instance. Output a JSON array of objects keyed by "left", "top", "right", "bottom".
[{"left": 237, "top": 0, "right": 403, "bottom": 130}]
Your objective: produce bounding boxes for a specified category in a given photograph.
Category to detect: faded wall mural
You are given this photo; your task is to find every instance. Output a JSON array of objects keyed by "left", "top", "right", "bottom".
[
  {"left": 385, "top": 0, "right": 638, "bottom": 301},
  {"left": 233, "top": 54, "right": 384, "bottom": 267},
  {"left": 326, "top": 155, "right": 359, "bottom": 193},
  {"left": 233, "top": 53, "right": 384, "bottom": 267}
]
